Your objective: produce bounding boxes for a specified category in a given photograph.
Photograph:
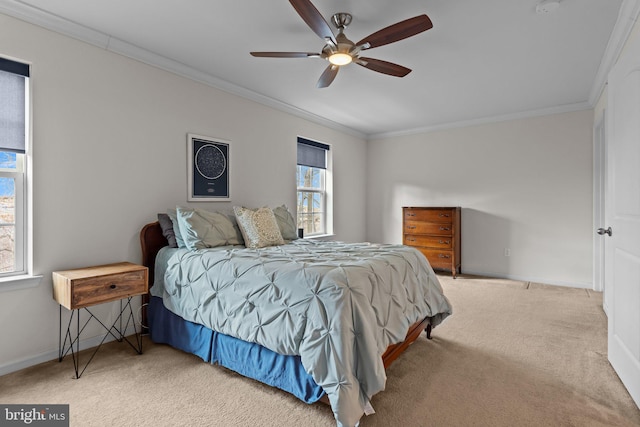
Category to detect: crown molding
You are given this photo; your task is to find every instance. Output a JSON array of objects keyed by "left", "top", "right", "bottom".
[
  {"left": 368, "top": 101, "right": 592, "bottom": 140},
  {"left": 0, "top": 0, "right": 110, "bottom": 47},
  {"left": 588, "top": 0, "right": 640, "bottom": 106},
  {"left": 0, "top": 0, "right": 366, "bottom": 139}
]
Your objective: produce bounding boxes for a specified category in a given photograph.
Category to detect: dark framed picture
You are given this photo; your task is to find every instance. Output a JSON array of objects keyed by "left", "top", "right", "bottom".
[{"left": 187, "top": 133, "right": 231, "bottom": 201}]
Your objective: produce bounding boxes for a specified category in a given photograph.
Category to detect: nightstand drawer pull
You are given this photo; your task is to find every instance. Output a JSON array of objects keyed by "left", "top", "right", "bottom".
[
  {"left": 438, "top": 254, "right": 451, "bottom": 258},
  {"left": 438, "top": 213, "right": 450, "bottom": 217},
  {"left": 407, "top": 226, "right": 416, "bottom": 229},
  {"left": 439, "top": 227, "right": 450, "bottom": 231},
  {"left": 440, "top": 240, "right": 450, "bottom": 244},
  {"left": 110, "top": 284, "right": 117, "bottom": 289},
  {"left": 407, "top": 213, "right": 416, "bottom": 217}
]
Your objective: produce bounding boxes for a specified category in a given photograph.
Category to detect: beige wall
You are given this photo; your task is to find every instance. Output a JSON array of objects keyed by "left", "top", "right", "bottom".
[
  {"left": 0, "top": 13, "right": 367, "bottom": 372},
  {"left": 367, "top": 110, "right": 594, "bottom": 287}
]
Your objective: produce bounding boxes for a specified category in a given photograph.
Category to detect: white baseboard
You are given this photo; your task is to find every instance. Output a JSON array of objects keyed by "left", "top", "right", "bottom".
[
  {"left": 0, "top": 324, "right": 141, "bottom": 377},
  {"left": 460, "top": 268, "right": 593, "bottom": 290}
]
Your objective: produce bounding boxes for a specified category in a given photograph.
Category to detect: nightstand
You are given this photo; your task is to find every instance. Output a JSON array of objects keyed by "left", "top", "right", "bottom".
[{"left": 52, "top": 262, "right": 149, "bottom": 378}]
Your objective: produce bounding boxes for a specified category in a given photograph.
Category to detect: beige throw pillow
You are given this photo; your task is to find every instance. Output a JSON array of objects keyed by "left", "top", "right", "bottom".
[{"left": 233, "top": 206, "right": 285, "bottom": 249}]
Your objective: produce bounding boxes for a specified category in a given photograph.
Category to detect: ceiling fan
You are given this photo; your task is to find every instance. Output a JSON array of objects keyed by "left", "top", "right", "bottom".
[{"left": 250, "top": 0, "right": 433, "bottom": 88}]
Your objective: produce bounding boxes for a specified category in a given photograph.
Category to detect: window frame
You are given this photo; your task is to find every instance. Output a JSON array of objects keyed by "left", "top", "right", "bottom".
[
  {"left": 297, "top": 165, "right": 327, "bottom": 236},
  {"left": 0, "top": 56, "right": 40, "bottom": 290},
  {"left": 296, "top": 137, "right": 332, "bottom": 237},
  {"left": 0, "top": 156, "right": 26, "bottom": 276}
]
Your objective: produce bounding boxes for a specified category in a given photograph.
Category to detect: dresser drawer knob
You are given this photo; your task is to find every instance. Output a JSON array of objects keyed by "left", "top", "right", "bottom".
[
  {"left": 439, "top": 227, "right": 450, "bottom": 231},
  {"left": 439, "top": 213, "right": 450, "bottom": 217},
  {"left": 407, "top": 226, "right": 416, "bottom": 229},
  {"left": 407, "top": 213, "right": 416, "bottom": 217},
  {"left": 110, "top": 284, "right": 117, "bottom": 289},
  {"left": 408, "top": 238, "right": 416, "bottom": 242},
  {"left": 438, "top": 254, "right": 450, "bottom": 259},
  {"left": 439, "top": 240, "right": 450, "bottom": 244}
]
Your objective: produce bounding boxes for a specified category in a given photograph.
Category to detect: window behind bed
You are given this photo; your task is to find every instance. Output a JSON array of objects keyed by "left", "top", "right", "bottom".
[
  {"left": 0, "top": 57, "right": 29, "bottom": 276},
  {"left": 296, "top": 137, "right": 331, "bottom": 237}
]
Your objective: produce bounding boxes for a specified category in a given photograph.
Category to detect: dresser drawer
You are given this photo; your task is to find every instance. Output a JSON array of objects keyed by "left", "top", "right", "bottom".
[
  {"left": 404, "top": 235, "right": 453, "bottom": 248},
  {"left": 417, "top": 248, "right": 455, "bottom": 270},
  {"left": 404, "top": 221, "right": 454, "bottom": 236},
  {"left": 53, "top": 262, "right": 148, "bottom": 310},
  {"left": 404, "top": 208, "right": 455, "bottom": 223}
]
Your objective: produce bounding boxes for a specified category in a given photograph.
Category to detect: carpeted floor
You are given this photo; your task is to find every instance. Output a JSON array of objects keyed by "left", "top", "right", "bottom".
[{"left": 1, "top": 275, "right": 639, "bottom": 426}]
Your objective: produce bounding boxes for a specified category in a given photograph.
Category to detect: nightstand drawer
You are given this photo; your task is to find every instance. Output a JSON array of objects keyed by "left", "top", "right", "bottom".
[
  {"left": 72, "top": 270, "right": 146, "bottom": 308},
  {"left": 53, "top": 262, "right": 148, "bottom": 310}
]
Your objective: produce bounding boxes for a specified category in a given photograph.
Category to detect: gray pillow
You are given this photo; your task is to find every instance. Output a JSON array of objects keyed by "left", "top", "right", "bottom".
[
  {"left": 177, "top": 207, "right": 244, "bottom": 250},
  {"left": 273, "top": 205, "right": 298, "bottom": 240},
  {"left": 166, "top": 208, "right": 187, "bottom": 248},
  {"left": 224, "top": 213, "right": 245, "bottom": 245},
  {"left": 157, "top": 213, "right": 178, "bottom": 248}
]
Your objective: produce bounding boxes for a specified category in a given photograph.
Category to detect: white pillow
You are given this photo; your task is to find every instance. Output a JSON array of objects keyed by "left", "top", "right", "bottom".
[{"left": 233, "top": 206, "right": 285, "bottom": 249}]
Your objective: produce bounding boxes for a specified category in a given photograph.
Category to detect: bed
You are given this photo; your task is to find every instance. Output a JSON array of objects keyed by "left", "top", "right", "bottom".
[{"left": 140, "top": 212, "right": 452, "bottom": 427}]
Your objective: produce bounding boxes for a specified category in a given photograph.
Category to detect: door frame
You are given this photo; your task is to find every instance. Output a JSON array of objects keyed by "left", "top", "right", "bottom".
[{"left": 593, "top": 110, "right": 607, "bottom": 306}]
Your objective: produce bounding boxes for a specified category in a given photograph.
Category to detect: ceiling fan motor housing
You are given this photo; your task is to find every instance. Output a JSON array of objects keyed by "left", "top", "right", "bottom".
[
  {"left": 332, "top": 13, "right": 352, "bottom": 29},
  {"left": 326, "top": 14, "right": 356, "bottom": 65}
]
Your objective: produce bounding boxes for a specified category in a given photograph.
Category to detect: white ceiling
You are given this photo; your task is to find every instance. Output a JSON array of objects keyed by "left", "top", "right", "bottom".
[{"left": 0, "top": 0, "right": 625, "bottom": 137}]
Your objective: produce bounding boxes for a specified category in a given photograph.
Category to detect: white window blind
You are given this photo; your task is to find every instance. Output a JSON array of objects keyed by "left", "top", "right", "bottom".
[{"left": 0, "top": 57, "right": 28, "bottom": 154}]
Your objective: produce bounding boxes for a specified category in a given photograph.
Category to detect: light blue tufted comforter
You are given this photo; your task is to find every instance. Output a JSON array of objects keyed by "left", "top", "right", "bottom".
[{"left": 157, "top": 239, "right": 452, "bottom": 427}]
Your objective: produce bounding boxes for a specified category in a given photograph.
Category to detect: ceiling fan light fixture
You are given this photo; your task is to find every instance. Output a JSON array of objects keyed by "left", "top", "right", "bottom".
[{"left": 328, "top": 52, "right": 352, "bottom": 66}]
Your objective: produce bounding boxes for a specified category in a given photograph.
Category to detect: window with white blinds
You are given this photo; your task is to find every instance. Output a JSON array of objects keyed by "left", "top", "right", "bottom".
[
  {"left": 0, "top": 57, "right": 29, "bottom": 276},
  {"left": 296, "top": 137, "right": 331, "bottom": 237}
]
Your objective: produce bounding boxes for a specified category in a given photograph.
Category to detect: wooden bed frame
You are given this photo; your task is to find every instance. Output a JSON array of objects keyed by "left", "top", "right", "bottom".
[{"left": 139, "top": 221, "right": 432, "bottom": 370}]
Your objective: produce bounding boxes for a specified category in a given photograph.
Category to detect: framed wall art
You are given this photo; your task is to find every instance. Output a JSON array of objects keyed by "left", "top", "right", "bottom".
[{"left": 187, "top": 133, "right": 231, "bottom": 201}]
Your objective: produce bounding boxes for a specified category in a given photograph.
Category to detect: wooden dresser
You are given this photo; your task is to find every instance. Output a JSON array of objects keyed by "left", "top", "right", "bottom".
[{"left": 402, "top": 207, "right": 461, "bottom": 278}]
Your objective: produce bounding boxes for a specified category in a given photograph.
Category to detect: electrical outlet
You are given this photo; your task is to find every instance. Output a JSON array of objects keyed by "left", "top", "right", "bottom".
[{"left": 504, "top": 248, "right": 511, "bottom": 257}]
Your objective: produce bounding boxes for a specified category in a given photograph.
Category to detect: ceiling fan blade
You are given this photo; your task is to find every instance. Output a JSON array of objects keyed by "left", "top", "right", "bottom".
[
  {"left": 317, "top": 65, "right": 339, "bottom": 88},
  {"left": 250, "top": 52, "right": 321, "bottom": 58},
  {"left": 356, "top": 57, "right": 412, "bottom": 77},
  {"left": 289, "top": 0, "right": 336, "bottom": 43},
  {"left": 356, "top": 15, "right": 433, "bottom": 50}
]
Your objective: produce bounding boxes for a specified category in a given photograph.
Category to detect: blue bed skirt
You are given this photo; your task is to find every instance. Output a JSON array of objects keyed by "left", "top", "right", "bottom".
[{"left": 147, "top": 296, "right": 325, "bottom": 403}]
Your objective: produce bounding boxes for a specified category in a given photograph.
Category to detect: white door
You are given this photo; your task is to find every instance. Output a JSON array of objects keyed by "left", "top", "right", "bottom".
[{"left": 605, "top": 29, "right": 640, "bottom": 408}]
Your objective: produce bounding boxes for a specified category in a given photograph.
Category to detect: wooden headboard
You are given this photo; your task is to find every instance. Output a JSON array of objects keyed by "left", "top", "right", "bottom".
[{"left": 139, "top": 221, "right": 168, "bottom": 288}]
